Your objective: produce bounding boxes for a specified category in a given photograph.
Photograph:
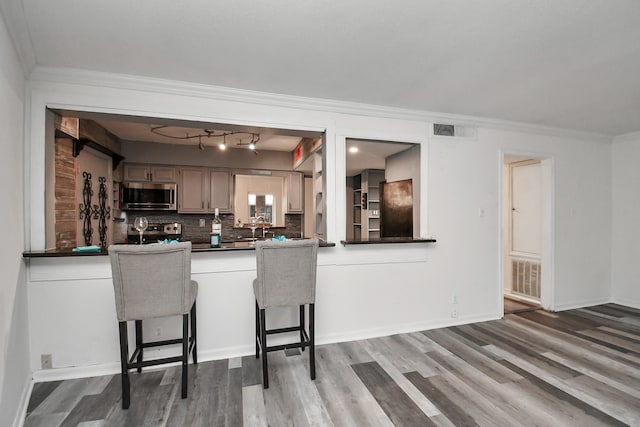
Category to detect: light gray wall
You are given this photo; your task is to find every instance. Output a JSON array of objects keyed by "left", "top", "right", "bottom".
[
  {"left": 386, "top": 145, "right": 421, "bottom": 238},
  {"left": 612, "top": 132, "right": 640, "bottom": 307},
  {"left": 121, "top": 140, "right": 293, "bottom": 171},
  {"left": 0, "top": 10, "right": 29, "bottom": 427}
]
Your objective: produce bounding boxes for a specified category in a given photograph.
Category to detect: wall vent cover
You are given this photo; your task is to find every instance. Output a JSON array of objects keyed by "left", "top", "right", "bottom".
[{"left": 434, "top": 124, "right": 455, "bottom": 136}]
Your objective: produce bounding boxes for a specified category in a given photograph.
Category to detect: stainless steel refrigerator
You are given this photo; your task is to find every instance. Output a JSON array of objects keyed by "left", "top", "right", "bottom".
[{"left": 380, "top": 178, "right": 413, "bottom": 238}]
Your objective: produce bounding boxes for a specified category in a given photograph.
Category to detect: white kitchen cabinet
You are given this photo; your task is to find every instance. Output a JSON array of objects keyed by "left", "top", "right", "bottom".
[
  {"left": 124, "top": 164, "right": 176, "bottom": 182},
  {"left": 178, "top": 167, "right": 232, "bottom": 213},
  {"left": 286, "top": 172, "right": 303, "bottom": 213}
]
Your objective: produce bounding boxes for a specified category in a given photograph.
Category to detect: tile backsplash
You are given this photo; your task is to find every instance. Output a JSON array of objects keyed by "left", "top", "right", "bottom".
[{"left": 117, "top": 211, "right": 303, "bottom": 243}]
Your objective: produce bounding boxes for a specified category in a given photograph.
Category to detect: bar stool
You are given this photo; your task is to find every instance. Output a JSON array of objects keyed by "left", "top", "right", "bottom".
[
  {"left": 108, "top": 242, "right": 198, "bottom": 409},
  {"left": 253, "top": 238, "right": 319, "bottom": 389}
]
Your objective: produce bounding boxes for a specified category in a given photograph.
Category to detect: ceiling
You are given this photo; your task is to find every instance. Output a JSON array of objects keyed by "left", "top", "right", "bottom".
[{"left": 6, "top": 1, "right": 640, "bottom": 136}]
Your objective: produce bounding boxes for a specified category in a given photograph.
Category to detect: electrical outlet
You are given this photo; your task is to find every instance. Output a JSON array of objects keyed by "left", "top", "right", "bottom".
[
  {"left": 156, "top": 327, "right": 161, "bottom": 337},
  {"left": 452, "top": 294, "right": 458, "bottom": 304},
  {"left": 451, "top": 308, "right": 458, "bottom": 318},
  {"left": 41, "top": 354, "right": 52, "bottom": 369},
  {"left": 199, "top": 218, "right": 206, "bottom": 227}
]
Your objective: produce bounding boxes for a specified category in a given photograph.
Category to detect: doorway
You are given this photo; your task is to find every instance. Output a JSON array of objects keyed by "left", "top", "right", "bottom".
[{"left": 501, "top": 153, "right": 553, "bottom": 314}]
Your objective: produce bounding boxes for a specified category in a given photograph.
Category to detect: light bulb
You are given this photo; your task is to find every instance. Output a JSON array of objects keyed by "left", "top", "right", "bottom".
[
  {"left": 249, "top": 142, "right": 255, "bottom": 150},
  {"left": 219, "top": 142, "right": 226, "bottom": 150}
]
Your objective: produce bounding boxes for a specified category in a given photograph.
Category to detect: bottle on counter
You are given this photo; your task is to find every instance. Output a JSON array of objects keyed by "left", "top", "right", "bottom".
[{"left": 210, "top": 208, "right": 222, "bottom": 248}]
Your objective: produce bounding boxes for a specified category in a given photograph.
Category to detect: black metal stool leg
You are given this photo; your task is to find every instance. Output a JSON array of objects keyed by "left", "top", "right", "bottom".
[
  {"left": 310, "top": 303, "right": 316, "bottom": 380},
  {"left": 118, "top": 321, "right": 131, "bottom": 409},
  {"left": 135, "top": 320, "right": 143, "bottom": 373},
  {"left": 191, "top": 301, "right": 197, "bottom": 364},
  {"left": 255, "top": 301, "right": 260, "bottom": 358},
  {"left": 300, "top": 305, "right": 306, "bottom": 351},
  {"left": 181, "top": 314, "right": 188, "bottom": 399},
  {"left": 260, "top": 308, "right": 269, "bottom": 389}
]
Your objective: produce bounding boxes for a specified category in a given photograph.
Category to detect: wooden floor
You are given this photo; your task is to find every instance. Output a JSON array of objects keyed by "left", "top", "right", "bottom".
[
  {"left": 504, "top": 296, "right": 541, "bottom": 314},
  {"left": 24, "top": 303, "right": 640, "bottom": 426}
]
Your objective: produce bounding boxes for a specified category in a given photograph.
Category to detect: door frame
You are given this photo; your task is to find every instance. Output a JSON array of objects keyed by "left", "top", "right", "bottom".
[{"left": 499, "top": 150, "right": 555, "bottom": 313}]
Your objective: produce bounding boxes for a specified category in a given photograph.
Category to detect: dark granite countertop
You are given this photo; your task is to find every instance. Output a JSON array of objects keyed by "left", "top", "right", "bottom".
[
  {"left": 340, "top": 237, "right": 436, "bottom": 245},
  {"left": 23, "top": 239, "right": 335, "bottom": 258}
]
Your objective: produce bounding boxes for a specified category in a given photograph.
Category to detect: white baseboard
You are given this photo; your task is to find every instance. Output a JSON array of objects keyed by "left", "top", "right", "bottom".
[
  {"left": 553, "top": 297, "right": 612, "bottom": 312},
  {"left": 29, "top": 313, "right": 500, "bottom": 382},
  {"left": 610, "top": 299, "right": 640, "bottom": 310}
]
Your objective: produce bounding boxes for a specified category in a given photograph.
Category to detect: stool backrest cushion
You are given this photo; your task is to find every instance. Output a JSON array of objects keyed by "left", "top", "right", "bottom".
[
  {"left": 254, "top": 239, "right": 319, "bottom": 308},
  {"left": 108, "top": 242, "right": 194, "bottom": 321}
]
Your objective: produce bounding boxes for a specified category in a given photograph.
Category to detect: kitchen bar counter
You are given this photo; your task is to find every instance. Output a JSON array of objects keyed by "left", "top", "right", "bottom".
[
  {"left": 22, "top": 239, "right": 335, "bottom": 258},
  {"left": 340, "top": 237, "right": 436, "bottom": 245}
]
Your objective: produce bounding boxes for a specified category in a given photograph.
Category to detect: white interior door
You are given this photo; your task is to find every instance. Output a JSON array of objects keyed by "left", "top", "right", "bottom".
[
  {"left": 511, "top": 161, "right": 542, "bottom": 256},
  {"left": 508, "top": 160, "right": 542, "bottom": 300}
]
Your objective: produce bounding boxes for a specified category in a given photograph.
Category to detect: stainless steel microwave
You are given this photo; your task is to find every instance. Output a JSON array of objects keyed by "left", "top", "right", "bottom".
[{"left": 121, "top": 182, "right": 177, "bottom": 211}]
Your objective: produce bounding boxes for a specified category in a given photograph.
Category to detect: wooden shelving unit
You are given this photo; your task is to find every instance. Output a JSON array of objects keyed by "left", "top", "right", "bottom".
[{"left": 351, "top": 169, "right": 385, "bottom": 239}]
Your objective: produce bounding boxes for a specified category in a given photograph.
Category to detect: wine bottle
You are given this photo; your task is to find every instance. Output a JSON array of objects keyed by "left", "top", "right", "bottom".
[{"left": 211, "top": 208, "right": 222, "bottom": 248}]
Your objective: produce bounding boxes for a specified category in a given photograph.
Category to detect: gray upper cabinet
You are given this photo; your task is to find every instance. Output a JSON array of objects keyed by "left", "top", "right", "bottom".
[
  {"left": 286, "top": 172, "right": 303, "bottom": 213},
  {"left": 178, "top": 167, "right": 232, "bottom": 214},
  {"left": 178, "top": 167, "right": 208, "bottom": 213},
  {"left": 209, "top": 170, "right": 233, "bottom": 212},
  {"left": 124, "top": 164, "right": 177, "bottom": 183}
]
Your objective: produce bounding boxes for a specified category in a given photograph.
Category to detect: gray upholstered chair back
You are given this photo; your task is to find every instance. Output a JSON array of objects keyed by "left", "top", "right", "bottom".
[
  {"left": 108, "top": 242, "right": 196, "bottom": 321},
  {"left": 254, "top": 239, "right": 319, "bottom": 308}
]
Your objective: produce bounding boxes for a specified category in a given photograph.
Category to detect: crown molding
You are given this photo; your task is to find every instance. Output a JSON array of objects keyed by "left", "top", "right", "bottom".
[
  {"left": 613, "top": 131, "right": 640, "bottom": 144},
  {"left": 30, "top": 66, "right": 612, "bottom": 144}
]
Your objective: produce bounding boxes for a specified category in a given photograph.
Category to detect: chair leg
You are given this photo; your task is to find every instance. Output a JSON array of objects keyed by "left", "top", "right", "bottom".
[
  {"left": 300, "top": 305, "right": 306, "bottom": 352},
  {"left": 190, "top": 301, "right": 198, "bottom": 364},
  {"left": 181, "top": 313, "right": 188, "bottom": 399},
  {"left": 255, "top": 300, "right": 260, "bottom": 359},
  {"left": 118, "top": 321, "right": 131, "bottom": 409},
  {"left": 260, "top": 308, "right": 269, "bottom": 389},
  {"left": 310, "top": 303, "right": 316, "bottom": 380},
  {"left": 135, "top": 320, "right": 143, "bottom": 373}
]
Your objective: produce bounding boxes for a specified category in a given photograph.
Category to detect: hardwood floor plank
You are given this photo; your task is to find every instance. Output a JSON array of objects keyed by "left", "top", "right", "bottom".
[
  {"left": 607, "top": 303, "right": 640, "bottom": 316},
  {"left": 315, "top": 346, "right": 394, "bottom": 427},
  {"left": 542, "top": 351, "right": 640, "bottom": 399},
  {"left": 59, "top": 376, "right": 120, "bottom": 427},
  {"left": 423, "top": 328, "right": 523, "bottom": 384},
  {"left": 564, "top": 375, "right": 640, "bottom": 425},
  {"left": 27, "top": 381, "right": 63, "bottom": 414},
  {"left": 242, "top": 385, "right": 268, "bottom": 427},
  {"left": 262, "top": 351, "right": 310, "bottom": 426},
  {"left": 225, "top": 367, "right": 244, "bottom": 427},
  {"left": 360, "top": 339, "right": 441, "bottom": 417},
  {"left": 404, "top": 371, "right": 479, "bottom": 427},
  {"left": 423, "top": 349, "right": 574, "bottom": 426},
  {"left": 351, "top": 361, "right": 437, "bottom": 427},
  {"left": 506, "top": 313, "right": 640, "bottom": 368},
  {"left": 487, "top": 345, "right": 628, "bottom": 426},
  {"left": 241, "top": 355, "right": 262, "bottom": 387},
  {"left": 286, "top": 352, "right": 334, "bottom": 426},
  {"left": 23, "top": 413, "right": 67, "bottom": 427},
  {"left": 570, "top": 309, "right": 640, "bottom": 336}
]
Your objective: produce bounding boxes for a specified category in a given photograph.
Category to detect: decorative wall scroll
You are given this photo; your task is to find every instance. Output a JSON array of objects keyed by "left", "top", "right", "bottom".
[
  {"left": 78, "top": 172, "right": 94, "bottom": 246},
  {"left": 78, "top": 172, "right": 111, "bottom": 247},
  {"left": 97, "top": 176, "right": 111, "bottom": 248}
]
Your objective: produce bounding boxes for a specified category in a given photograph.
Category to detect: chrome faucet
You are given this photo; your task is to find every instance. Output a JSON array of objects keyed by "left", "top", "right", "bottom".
[{"left": 255, "top": 216, "right": 269, "bottom": 238}]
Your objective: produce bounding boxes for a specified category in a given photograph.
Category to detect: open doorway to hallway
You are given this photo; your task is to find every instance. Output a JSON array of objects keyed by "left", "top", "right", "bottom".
[{"left": 501, "top": 154, "right": 553, "bottom": 315}]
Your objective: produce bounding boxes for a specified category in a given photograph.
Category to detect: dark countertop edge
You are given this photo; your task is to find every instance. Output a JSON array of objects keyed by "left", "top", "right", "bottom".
[
  {"left": 22, "top": 240, "right": 336, "bottom": 258},
  {"left": 340, "top": 238, "right": 437, "bottom": 245}
]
